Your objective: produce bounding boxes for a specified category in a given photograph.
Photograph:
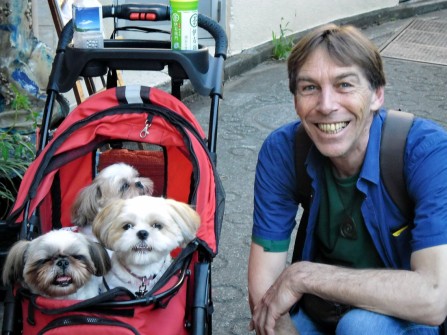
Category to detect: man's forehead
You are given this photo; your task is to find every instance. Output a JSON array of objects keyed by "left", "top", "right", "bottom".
[
  {"left": 297, "top": 67, "right": 363, "bottom": 82},
  {"left": 299, "top": 48, "right": 363, "bottom": 75}
]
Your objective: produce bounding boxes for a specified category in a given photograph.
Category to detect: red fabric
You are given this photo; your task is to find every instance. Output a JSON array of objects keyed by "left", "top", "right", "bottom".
[
  {"left": 21, "top": 268, "right": 192, "bottom": 335},
  {"left": 98, "top": 149, "right": 166, "bottom": 197},
  {"left": 10, "top": 86, "right": 217, "bottom": 253}
]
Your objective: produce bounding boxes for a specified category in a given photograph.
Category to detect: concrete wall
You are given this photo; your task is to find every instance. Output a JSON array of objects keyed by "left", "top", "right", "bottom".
[
  {"left": 226, "top": 0, "right": 398, "bottom": 55},
  {"left": 36, "top": 0, "right": 398, "bottom": 56}
]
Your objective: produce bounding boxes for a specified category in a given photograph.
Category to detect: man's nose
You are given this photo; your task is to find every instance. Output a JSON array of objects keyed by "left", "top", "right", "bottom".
[{"left": 317, "top": 87, "right": 338, "bottom": 114}]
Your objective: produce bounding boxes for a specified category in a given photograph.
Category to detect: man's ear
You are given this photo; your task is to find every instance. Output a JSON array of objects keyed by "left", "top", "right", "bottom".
[{"left": 371, "top": 86, "right": 385, "bottom": 112}]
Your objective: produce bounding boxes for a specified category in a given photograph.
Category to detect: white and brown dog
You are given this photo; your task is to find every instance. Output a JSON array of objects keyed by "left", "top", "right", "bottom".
[
  {"left": 92, "top": 195, "right": 200, "bottom": 297},
  {"left": 2, "top": 230, "right": 111, "bottom": 300},
  {"left": 71, "top": 163, "right": 154, "bottom": 238}
]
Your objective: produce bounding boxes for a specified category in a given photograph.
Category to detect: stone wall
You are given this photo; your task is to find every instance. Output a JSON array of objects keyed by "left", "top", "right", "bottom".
[{"left": 0, "top": 0, "right": 53, "bottom": 131}]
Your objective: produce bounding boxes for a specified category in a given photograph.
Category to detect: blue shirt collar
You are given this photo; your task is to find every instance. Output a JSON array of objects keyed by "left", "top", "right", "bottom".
[{"left": 358, "top": 109, "right": 387, "bottom": 187}]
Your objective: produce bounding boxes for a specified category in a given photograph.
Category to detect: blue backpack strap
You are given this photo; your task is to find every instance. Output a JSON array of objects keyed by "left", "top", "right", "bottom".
[{"left": 292, "top": 110, "right": 414, "bottom": 262}]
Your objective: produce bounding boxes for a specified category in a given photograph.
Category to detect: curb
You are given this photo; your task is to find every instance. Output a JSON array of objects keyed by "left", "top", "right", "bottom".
[
  {"left": 223, "top": 0, "right": 447, "bottom": 82},
  {"left": 340, "top": 0, "right": 447, "bottom": 27}
]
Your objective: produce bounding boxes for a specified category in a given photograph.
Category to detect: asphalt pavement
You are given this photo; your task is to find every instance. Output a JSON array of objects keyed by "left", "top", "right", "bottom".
[{"left": 1, "top": 1, "right": 447, "bottom": 334}]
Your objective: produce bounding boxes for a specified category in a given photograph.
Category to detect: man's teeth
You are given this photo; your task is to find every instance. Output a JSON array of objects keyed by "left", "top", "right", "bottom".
[{"left": 318, "top": 122, "right": 348, "bottom": 134}]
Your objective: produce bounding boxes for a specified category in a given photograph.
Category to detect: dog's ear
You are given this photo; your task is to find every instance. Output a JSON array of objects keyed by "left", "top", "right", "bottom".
[
  {"left": 166, "top": 199, "right": 201, "bottom": 244},
  {"left": 92, "top": 199, "right": 125, "bottom": 248},
  {"left": 87, "top": 241, "right": 111, "bottom": 276},
  {"left": 71, "top": 184, "right": 102, "bottom": 227},
  {"left": 2, "top": 240, "right": 30, "bottom": 286}
]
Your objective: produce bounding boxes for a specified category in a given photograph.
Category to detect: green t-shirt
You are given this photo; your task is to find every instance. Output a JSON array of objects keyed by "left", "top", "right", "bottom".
[
  {"left": 251, "top": 236, "right": 290, "bottom": 252},
  {"left": 315, "top": 161, "right": 383, "bottom": 268}
]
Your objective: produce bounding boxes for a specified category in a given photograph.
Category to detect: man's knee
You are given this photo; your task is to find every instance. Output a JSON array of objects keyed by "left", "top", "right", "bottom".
[
  {"left": 336, "top": 309, "right": 439, "bottom": 335},
  {"left": 336, "top": 309, "right": 374, "bottom": 334}
]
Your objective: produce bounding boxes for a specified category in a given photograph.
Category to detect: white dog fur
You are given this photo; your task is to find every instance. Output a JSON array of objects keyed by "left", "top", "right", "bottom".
[
  {"left": 71, "top": 162, "right": 154, "bottom": 237},
  {"left": 92, "top": 195, "right": 200, "bottom": 297},
  {"left": 2, "top": 230, "right": 111, "bottom": 300}
]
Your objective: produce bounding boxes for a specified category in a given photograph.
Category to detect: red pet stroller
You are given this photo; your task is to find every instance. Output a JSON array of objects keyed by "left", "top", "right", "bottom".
[{"left": 1, "top": 4, "right": 226, "bottom": 335}]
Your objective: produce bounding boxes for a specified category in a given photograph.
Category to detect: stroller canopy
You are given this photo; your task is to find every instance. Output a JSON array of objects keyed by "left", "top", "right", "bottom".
[{"left": 8, "top": 85, "right": 224, "bottom": 255}]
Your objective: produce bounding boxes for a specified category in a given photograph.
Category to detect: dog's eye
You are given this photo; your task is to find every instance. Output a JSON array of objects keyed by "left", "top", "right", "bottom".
[
  {"left": 152, "top": 222, "right": 163, "bottom": 230},
  {"left": 123, "top": 223, "right": 133, "bottom": 230},
  {"left": 72, "top": 255, "right": 86, "bottom": 261},
  {"left": 120, "top": 182, "right": 130, "bottom": 193},
  {"left": 37, "top": 258, "right": 52, "bottom": 266}
]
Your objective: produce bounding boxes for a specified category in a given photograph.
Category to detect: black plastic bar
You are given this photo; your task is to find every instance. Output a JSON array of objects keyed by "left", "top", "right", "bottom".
[
  {"left": 208, "top": 95, "right": 220, "bottom": 156},
  {"left": 1, "top": 286, "right": 15, "bottom": 335},
  {"left": 37, "top": 90, "right": 56, "bottom": 155},
  {"left": 192, "top": 262, "right": 211, "bottom": 335},
  {"left": 103, "top": 4, "right": 170, "bottom": 21},
  {"left": 197, "top": 14, "right": 227, "bottom": 60}
]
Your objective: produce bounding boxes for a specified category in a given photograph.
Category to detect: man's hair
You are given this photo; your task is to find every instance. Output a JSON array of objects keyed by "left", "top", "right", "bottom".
[{"left": 287, "top": 23, "right": 386, "bottom": 94}]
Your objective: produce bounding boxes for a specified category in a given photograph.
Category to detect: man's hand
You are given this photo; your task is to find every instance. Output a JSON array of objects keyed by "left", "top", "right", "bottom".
[
  {"left": 249, "top": 314, "right": 300, "bottom": 335},
  {"left": 251, "top": 245, "right": 447, "bottom": 332},
  {"left": 249, "top": 264, "right": 303, "bottom": 335}
]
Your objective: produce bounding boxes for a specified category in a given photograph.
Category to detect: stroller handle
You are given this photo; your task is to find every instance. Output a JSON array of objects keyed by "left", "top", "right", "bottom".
[
  {"left": 45, "top": 3, "right": 226, "bottom": 155},
  {"left": 104, "top": 4, "right": 227, "bottom": 59},
  {"left": 59, "top": 4, "right": 228, "bottom": 59},
  {"left": 51, "top": 4, "right": 227, "bottom": 95},
  {"left": 102, "top": 4, "right": 228, "bottom": 59},
  {"left": 102, "top": 4, "right": 171, "bottom": 21}
]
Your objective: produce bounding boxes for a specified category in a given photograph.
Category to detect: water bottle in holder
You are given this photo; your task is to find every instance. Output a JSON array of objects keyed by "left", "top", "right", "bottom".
[
  {"left": 72, "top": 0, "right": 104, "bottom": 48},
  {"left": 170, "top": 0, "right": 199, "bottom": 50}
]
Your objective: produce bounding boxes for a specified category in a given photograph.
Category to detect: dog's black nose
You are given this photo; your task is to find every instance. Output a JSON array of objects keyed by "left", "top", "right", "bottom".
[
  {"left": 56, "top": 258, "right": 69, "bottom": 269},
  {"left": 137, "top": 230, "right": 149, "bottom": 240}
]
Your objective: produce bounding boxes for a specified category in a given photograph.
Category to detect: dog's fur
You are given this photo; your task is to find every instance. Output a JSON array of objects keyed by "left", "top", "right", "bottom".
[
  {"left": 2, "top": 230, "right": 111, "bottom": 299},
  {"left": 92, "top": 195, "right": 200, "bottom": 296},
  {"left": 71, "top": 163, "right": 154, "bottom": 234}
]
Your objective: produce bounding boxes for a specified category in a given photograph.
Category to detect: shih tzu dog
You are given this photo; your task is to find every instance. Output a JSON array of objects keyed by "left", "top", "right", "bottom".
[
  {"left": 2, "top": 230, "right": 111, "bottom": 300},
  {"left": 92, "top": 195, "right": 200, "bottom": 297},
  {"left": 71, "top": 162, "right": 154, "bottom": 237}
]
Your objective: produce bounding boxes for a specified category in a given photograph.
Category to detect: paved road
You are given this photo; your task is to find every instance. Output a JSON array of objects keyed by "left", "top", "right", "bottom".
[{"left": 182, "top": 8, "right": 447, "bottom": 334}]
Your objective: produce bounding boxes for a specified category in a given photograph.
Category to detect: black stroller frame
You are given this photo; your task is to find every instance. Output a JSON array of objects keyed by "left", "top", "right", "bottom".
[
  {"left": 42, "top": 3, "right": 227, "bottom": 158},
  {"left": 2, "top": 3, "right": 227, "bottom": 335}
]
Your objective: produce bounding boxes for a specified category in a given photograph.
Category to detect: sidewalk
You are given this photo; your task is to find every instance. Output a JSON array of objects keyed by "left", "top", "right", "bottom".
[
  {"left": 1, "top": 2, "right": 447, "bottom": 334},
  {"left": 178, "top": 5, "right": 447, "bottom": 334}
]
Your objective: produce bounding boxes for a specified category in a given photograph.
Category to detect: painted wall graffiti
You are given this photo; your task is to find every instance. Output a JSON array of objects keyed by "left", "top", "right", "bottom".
[{"left": 0, "top": 0, "right": 53, "bottom": 131}]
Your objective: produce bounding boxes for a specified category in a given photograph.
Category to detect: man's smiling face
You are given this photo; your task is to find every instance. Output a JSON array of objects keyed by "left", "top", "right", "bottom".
[{"left": 294, "top": 46, "right": 384, "bottom": 171}]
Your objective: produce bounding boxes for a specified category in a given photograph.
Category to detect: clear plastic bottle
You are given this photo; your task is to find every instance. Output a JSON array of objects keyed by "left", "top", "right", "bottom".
[{"left": 72, "top": 0, "right": 104, "bottom": 48}]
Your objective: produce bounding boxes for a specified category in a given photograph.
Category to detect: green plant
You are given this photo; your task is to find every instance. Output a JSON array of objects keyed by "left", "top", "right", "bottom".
[
  {"left": 272, "top": 18, "right": 294, "bottom": 60},
  {"left": 0, "top": 88, "right": 37, "bottom": 219},
  {"left": 10, "top": 85, "right": 40, "bottom": 129},
  {"left": 0, "top": 132, "right": 34, "bottom": 198}
]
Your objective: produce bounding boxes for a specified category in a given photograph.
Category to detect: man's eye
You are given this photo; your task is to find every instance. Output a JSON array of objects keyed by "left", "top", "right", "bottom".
[
  {"left": 339, "top": 82, "right": 353, "bottom": 88},
  {"left": 303, "top": 85, "right": 316, "bottom": 91},
  {"left": 298, "top": 84, "right": 318, "bottom": 96}
]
